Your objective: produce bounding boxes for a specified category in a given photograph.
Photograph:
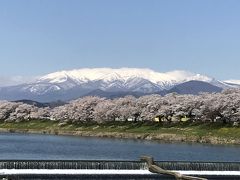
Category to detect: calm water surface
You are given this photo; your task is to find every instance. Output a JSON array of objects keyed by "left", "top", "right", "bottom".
[{"left": 0, "top": 132, "right": 239, "bottom": 161}]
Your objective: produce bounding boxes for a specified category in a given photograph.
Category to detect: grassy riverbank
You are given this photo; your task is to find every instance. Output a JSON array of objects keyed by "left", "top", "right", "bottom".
[{"left": 0, "top": 120, "right": 239, "bottom": 145}]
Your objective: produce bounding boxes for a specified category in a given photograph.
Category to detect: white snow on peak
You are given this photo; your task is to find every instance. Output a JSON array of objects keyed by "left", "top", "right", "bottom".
[
  {"left": 38, "top": 71, "right": 69, "bottom": 83},
  {"left": 38, "top": 68, "right": 213, "bottom": 86},
  {"left": 224, "top": 79, "right": 240, "bottom": 85}
]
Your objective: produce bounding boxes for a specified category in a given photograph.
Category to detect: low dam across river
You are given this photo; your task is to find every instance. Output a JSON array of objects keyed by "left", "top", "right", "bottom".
[{"left": 0, "top": 159, "right": 240, "bottom": 180}]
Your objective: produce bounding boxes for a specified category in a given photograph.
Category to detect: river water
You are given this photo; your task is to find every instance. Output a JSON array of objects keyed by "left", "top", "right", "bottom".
[{"left": 0, "top": 132, "right": 239, "bottom": 161}]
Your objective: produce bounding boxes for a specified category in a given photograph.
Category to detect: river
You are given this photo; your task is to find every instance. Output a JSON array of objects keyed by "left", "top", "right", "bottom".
[{"left": 0, "top": 132, "right": 239, "bottom": 161}]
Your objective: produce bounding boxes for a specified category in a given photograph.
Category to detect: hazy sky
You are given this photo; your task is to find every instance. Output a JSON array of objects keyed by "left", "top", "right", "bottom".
[{"left": 0, "top": 0, "right": 240, "bottom": 80}]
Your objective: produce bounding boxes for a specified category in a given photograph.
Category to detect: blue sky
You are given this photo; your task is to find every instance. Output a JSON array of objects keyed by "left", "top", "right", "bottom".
[{"left": 0, "top": 0, "right": 240, "bottom": 80}]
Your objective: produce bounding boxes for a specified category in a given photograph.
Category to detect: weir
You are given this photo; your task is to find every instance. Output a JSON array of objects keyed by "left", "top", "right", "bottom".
[
  {"left": 0, "top": 157, "right": 240, "bottom": 180},
  {"left": 1, "top": 160, "right": 240, "bottom": 171}
]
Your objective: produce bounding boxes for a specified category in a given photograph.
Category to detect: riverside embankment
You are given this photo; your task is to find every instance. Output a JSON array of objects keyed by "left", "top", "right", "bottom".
[{"left": 0, "top": 120, "right": 239, "bottom": 145}]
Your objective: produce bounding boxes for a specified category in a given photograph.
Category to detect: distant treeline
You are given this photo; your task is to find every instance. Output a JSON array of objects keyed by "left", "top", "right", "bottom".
[{"left": 0, "top": 89, "right": 240, "bottom": 126}]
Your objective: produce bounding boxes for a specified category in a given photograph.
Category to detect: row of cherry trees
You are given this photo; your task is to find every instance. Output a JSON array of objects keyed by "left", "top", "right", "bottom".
[{"left": 0, "top": 89, "right": 240, "bottom": 124}]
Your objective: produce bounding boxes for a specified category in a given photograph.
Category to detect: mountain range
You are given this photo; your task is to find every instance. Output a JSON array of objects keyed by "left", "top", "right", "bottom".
[{"left": 0, "top": 68, "right": 239, "bottom": 102}]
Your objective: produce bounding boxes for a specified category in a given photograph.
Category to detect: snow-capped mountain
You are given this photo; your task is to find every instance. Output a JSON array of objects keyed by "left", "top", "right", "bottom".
[
  {"left": 0, "top": 68, "right": 236, "bottom": 102},
  {"left": 34, "top": 68, "right": 218, "bottom": 92},
  {"left": 38, "top": 68, "right": 213, "bottom": 89}
]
